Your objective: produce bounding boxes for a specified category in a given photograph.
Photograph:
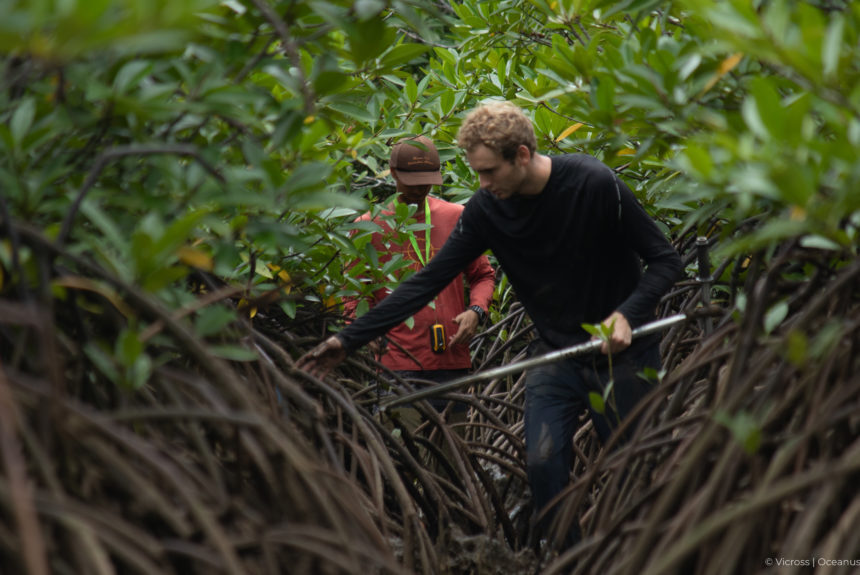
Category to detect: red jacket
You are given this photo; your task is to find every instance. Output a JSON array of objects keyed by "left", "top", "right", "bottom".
[{"left": 345, "top": 196, "right": 495, "bottom": 371}]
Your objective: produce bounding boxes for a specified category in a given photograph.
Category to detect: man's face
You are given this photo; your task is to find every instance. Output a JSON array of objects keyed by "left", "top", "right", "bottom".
[
  {"left": 396, "top": 182, "right": 432, "bottom": 205},
  {"left": 391, "top": 169, "right": 433, "bottom": 204},
  {"left": 465, "top": 144, "right": 525, "bottom": 200}
]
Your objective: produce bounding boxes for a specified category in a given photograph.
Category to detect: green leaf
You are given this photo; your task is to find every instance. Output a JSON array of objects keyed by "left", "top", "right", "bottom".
[
  {"left": 603, "top": 378, "right": 615, "bottom": 403},
  {"left": 141, "top": 265, "right": 189, "bottom": 292},
  {"left": 763, "top": 300, "right": 788, "bottom": 335},
  {"left": 638, "top": 367, "right": 661, "bottom": 383},
  {"left": 222, "top": 0, "right": 246, "bottom": 15},
  {"left": 677, "top": 53, "right": 702, "bottom": 81},
  {"left": 351, "top": 298, "right": 367, "bottom": 318},
  {"left": 588, "top": 391, "right": 605, "bottom": 414},
  {"left": 126, "top": 355, "right": 153, "bottom": 390},
  {"left": 194, "top": 305, "right": 237, "bottom": 338},
  {"left": 354, "top": 0, "right": 385, "bottom": 20},
  {"left": 313, "top": 68, "right": 350, "bottom": 96},
  {"left": 113, "top": 60, "right": 153, "bottom": 94},
  {"left": 799, "top": 235, "right": 842, "bottom": 251},
  {"left": 405, "top": 75, "right": 418, "bottom": 105},
  {"left": 592, "top": 75, "right": 616, "bottom": 121},
  {"left": 432, "top": 47, "right": 457, "bottom": 67},
  {"left": 750, "top": 78, "right": 785, "bottom": 141},
  {"left": 581, "top": 320, "right": 613, "bottom": 340},
  {"left": 284, "top": 162, "right": 334, "bottom": 195},
  {"left": 327, "top": 102, "right": 377, "bottom": 123},
  {"left": 290, "top": 191, "right": 366, "bottom": 211},
  {"left": 822, "top": 13, "right": 844, "bottom": 80},
  {"left": 581, "top": 323, "right": 602, "bottom": 338},
  {"left": 742, "top": 91, "right": 769, "bottom": 140},
  {"left": 379, "top": 43, "right": 431, "bottom": 68},
  {"left": 345, "top": 18, "right": 392, "bottom": 64},
  {"left": 714, "top": 410, "right": 762, "bottom": 455},
  {"left": 723, "top": 219, "right": 809, "bottom": 255},
  {"left": 156, "top": 210, "right": 210, "bottom": 258},
  {"left": 84, "top": 342, "right": 119, "bottom": 382},
  {"left": 209, "top": 345, "right": 258, "bottom": 362},
  {"left": 681, "top": 144, "right": 714, "bottom": 179},
  {"left": 116, "top": 328, "right": 142, "bottom": 366},
  {"left": 809, "top": 321, "right": 844, "bottom": 359},
  {"left": 80, "top": 197, "right": 130, "bottom": 256},
  {"left": 10, "top": 98, "right": 35, "bottom": 147},
  {"left": 280, "top": 299, "right": 297, "bottom": 319},
  {"left": 784, "top": 330, "right": 808, "bottom": 367}
]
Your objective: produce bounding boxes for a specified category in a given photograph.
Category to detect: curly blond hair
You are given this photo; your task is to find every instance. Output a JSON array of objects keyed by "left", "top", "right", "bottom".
[{"left": 457, "top": 102, "right": 537, "bottom": 161}]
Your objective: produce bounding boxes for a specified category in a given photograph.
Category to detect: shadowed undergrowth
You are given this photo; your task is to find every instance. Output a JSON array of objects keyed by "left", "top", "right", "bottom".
[{"left": 2, "top": 219, "right": 858, "bottom": 575}]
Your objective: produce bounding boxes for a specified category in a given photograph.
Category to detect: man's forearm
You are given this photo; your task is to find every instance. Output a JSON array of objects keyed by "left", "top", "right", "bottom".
[{"left": 617, "top": 248, "right": 682, "bottom": 327}]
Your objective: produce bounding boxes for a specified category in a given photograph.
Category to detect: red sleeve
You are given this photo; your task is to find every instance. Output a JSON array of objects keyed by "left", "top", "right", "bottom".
[{"left": 465, "top": 254, "right": 494, "bottom": 311}]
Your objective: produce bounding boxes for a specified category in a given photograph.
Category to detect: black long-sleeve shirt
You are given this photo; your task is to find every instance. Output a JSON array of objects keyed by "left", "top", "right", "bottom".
[{"left": 336, "top": 154, "right": 682, "bottom": 354}]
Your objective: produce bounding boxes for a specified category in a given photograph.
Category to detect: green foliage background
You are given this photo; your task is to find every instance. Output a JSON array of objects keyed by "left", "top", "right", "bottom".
[
  {"left": 1, "top": 0, "right": 858, "bottom": 377},
  {"left": 2, "top": 2, "right": 859, "bottom": 573}
]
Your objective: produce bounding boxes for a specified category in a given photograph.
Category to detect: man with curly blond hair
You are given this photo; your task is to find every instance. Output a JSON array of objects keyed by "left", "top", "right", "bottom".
[{"left": 299, "top": 102, "right": 682, "bottom": 549}]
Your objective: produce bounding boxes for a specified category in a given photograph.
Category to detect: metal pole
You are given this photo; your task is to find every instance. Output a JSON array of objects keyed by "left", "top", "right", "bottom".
[
  {"left": 379, "top": 313, "right": 688, "bottom": 410},
  {"left": 696, "top": 236, "right": 714, "bottom": 336}
]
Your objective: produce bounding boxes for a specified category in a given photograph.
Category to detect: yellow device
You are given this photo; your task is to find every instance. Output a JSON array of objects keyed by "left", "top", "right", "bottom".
[{"left": 430, "top": 324, "right": 447, "bottom": 353}]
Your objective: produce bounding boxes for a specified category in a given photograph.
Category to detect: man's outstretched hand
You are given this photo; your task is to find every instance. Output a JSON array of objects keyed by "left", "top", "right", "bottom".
[{"left": 296, "top": 336, "right": 347, "bottom": 378}]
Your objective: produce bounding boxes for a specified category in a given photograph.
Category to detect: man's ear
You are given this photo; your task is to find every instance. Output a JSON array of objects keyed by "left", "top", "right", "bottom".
[{"left": 515, "top": 144, "right": 532, "bottom": 166}]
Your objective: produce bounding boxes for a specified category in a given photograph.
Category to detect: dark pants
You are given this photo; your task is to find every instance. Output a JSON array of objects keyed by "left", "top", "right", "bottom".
[
  {"left": 524, "top": 340, "right": 661, "bottom": 546},
  {"left": 382, "top": 369, "right": 469, "bottom": 475}
]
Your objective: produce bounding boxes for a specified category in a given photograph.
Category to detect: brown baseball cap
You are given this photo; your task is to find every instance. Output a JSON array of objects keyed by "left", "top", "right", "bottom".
[{"left": 390, "top": 135, "right": 443, "bottom": 186}]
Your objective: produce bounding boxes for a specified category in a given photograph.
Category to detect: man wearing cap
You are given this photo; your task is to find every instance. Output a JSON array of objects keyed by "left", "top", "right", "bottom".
[
  {"left": 300, "top": 105, "right": 682, "bottom": 549},
  {"left": 344, "top": 135, "right": 495, "bottom": 430}
]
